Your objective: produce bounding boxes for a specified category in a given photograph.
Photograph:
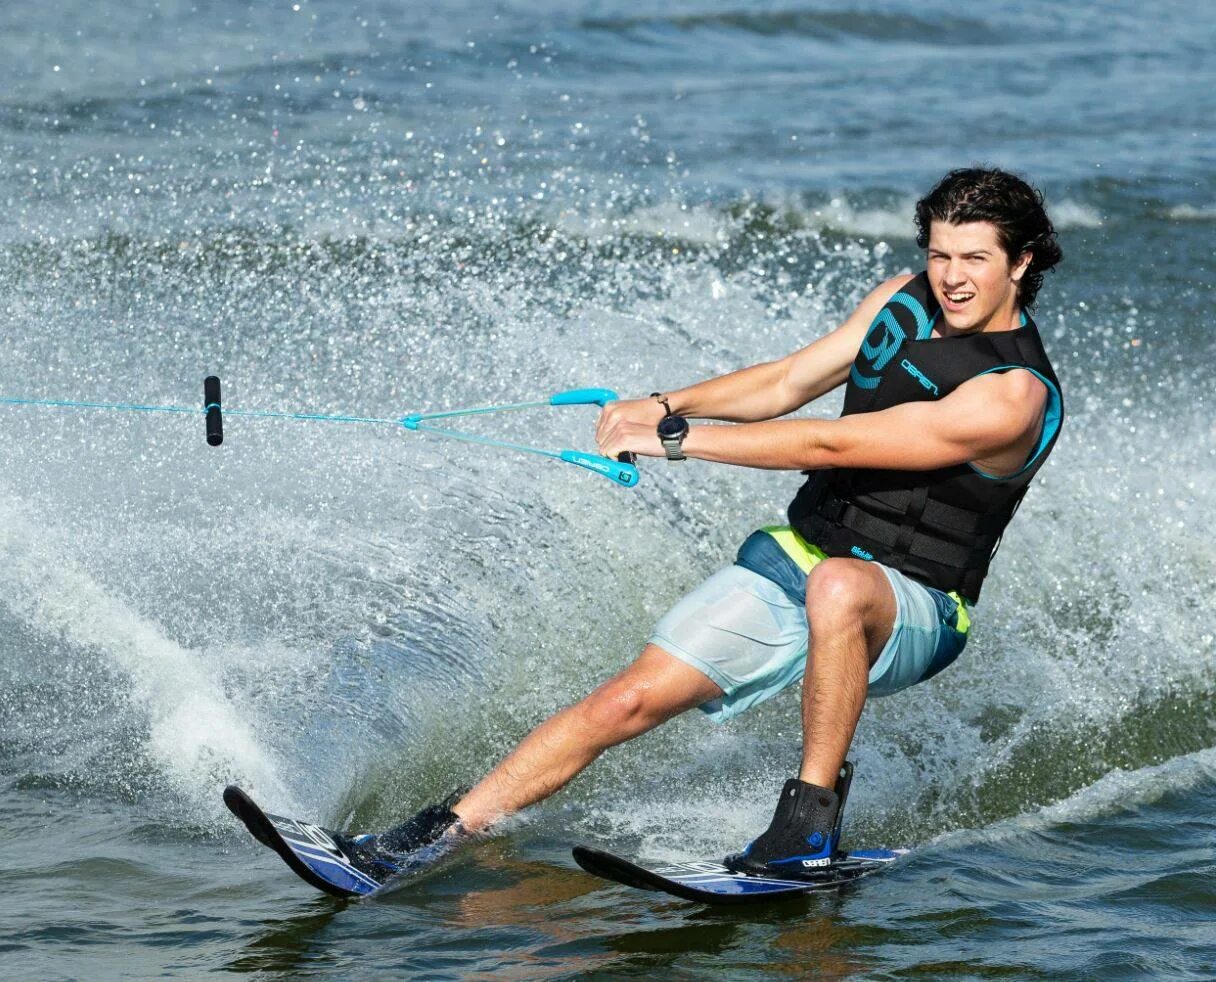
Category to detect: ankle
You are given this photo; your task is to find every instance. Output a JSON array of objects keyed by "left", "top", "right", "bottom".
[
  {"left": 449, "top": 793, "right": 498, "bottom": 833},
  {"left": 799, "top": 761, "right": 846, "bottom": 789}
]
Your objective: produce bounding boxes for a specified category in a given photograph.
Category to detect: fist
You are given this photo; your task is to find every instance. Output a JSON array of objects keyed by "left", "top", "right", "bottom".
[{"left": 596, "top": 397, "right": 668, "bottom": 460}]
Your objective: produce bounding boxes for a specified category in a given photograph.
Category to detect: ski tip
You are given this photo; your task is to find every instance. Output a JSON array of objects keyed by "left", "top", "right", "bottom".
[
  {"left": 222, "top": 785, "right": 282, "bottom": 853},
  {"left": 222, "top": 784, "right": 248, "bottom": 813}
]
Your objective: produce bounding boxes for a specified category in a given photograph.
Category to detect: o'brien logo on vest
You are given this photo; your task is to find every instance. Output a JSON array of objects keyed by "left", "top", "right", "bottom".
[
  {"left": 899, "top": 359, "right": 939, "bottom": 395},
  {"left": 851, "top": 309, "right": 906, "bottom": 390}
]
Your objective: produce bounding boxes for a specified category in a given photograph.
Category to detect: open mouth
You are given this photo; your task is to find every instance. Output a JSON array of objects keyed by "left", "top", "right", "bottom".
[{"left": 943, "top": 290, "right": 975, "bottom": 309}]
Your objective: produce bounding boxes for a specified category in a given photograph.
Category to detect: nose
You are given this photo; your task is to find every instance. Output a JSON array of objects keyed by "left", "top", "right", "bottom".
[{"left": 942, "top": 258, "right": 967, "bottom": 287}]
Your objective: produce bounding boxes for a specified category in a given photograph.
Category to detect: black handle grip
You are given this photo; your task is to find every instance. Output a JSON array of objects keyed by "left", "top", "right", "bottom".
[
  {"left": 204, "top": 375, "right": 223, "bottom": 446},
  {"left": 617, "top": 452, "right": 637, "bottom": 465}
]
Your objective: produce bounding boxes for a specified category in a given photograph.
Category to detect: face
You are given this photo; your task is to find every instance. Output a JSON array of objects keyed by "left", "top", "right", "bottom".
[{"left": 926, "top": 220, "right": 1030, "bottom": 333}]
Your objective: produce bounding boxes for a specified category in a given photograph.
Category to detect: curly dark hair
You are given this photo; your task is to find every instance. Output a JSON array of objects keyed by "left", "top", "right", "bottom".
[{"left": 914, "top": 168, "right": 1062, "bottom": 308}]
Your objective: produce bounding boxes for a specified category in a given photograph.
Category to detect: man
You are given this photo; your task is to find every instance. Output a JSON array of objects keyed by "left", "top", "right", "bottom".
[{"left": 347, "top": 167, "right": 1065, "bottom": 877}]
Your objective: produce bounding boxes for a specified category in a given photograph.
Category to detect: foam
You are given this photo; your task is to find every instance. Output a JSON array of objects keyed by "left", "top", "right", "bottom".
[
  {"left": 802, "top": 196, "right": 918, "bottom": 239},
  {"left": 553, "top": 200, "right": 733, "bottom": 246},
  {"left": 1168, "top": 204, "right": 1216, "bottom": 221}
]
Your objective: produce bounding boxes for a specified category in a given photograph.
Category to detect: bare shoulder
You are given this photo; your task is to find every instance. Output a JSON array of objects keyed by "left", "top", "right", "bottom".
[
  {"left": 965, "top": 367, "right": 1047, "bottom": 402},
  {"left": 829, "top": 273, "right": 918, "bottom": 342},
  {"left": 874, "top": 271, "right": 918, "bottom": 297},
  {"left": 853, "top": 273, "right": 917, "bottom": 321},
  {"left": 782, "top": 273, "right": 920, "bottom": 405},
  {"left": 955, "top": 368, "right": 1048, "bottom": 428}
]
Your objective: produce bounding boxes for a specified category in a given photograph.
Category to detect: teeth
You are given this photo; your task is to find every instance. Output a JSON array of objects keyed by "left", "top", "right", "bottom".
[{"left": 947, "top": 293, "right": 973, "bottom": 303}]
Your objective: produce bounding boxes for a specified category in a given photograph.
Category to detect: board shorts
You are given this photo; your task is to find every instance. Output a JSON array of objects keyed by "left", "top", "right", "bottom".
[{"left": 648, "top": 526, "right": 971, "bottom": 723}]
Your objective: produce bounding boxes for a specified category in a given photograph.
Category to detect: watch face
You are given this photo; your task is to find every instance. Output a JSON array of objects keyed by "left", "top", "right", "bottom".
[{"left": 657, "top": 414, "right": 689, "bottom": 439}]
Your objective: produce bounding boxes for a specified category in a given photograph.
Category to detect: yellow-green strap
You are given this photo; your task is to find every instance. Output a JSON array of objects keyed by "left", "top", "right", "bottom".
[
  {"left": 953, "top": 597, "right": 971, "bottom": 634},
  {"left": 759, "top": 525, "right": 827, "bottom": 573}
]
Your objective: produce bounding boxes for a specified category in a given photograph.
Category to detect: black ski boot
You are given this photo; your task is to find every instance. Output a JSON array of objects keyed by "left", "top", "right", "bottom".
[{"left": 725, "top": 762, "right": 854, "bottom": 878}]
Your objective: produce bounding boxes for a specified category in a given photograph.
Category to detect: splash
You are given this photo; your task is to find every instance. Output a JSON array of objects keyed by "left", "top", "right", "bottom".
[{"left": 0, "top": 496, "right": 294, "bottom": 818}]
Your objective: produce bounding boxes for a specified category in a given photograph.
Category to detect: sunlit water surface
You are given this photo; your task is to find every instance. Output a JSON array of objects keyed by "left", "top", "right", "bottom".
[{"left": 1, "top": 1, "right": 1214, "bottom": 977}]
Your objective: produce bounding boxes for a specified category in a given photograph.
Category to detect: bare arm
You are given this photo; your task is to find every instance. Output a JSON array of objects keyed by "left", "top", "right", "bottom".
[
  {"left": 664, "top": 274, "right": 914, "bottom": 421},
  {"left": 601, "top": 369, "right": 1049, "bottom": 475},
  {"left": 596, "top": 275, "right": 914, "bottom": 442}
]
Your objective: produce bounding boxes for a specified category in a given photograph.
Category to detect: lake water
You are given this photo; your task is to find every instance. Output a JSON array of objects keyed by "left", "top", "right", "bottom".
[{"left": 2, "top": 0, "right": 1214, "bottom": 977}]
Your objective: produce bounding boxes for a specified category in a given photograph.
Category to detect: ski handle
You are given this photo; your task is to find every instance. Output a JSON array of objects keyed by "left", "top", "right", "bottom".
[
  {"left": 549, "top": 388, "right": 639, "bottom": 487},
  {"left": 400, "top": 387, "right": 641, "bottom": 487}
]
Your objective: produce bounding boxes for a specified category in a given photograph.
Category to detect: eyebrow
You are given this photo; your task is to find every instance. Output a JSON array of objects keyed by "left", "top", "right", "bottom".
[{"left": 928, "top": 248, "right": 992, "bottom": 257}]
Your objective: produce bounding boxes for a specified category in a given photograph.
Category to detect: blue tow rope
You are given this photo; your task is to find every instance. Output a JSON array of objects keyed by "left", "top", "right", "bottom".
[{"left": 0, "top": 380, "right": 640, "bottom": 488}]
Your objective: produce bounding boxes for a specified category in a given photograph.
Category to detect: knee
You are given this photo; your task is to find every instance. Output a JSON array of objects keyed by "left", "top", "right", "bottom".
[
  {"left": 806, "top": 558, "right": 883, "bottom": 624},
  {"left": 578, "top": 681, "right": 648, "bottom": 742}
]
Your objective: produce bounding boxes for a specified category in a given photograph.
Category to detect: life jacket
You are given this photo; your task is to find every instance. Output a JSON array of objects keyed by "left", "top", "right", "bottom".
[{"left": 787, "top": 272, "right": 1063, "bottom": 602}]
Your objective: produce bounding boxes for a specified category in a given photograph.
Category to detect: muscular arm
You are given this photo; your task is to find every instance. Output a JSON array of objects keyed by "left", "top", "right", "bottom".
[
  {"left": 609, "top": 368, "right": 1049, "bottom": 475},
  {"left": 638, "top": 274, "right": 914, "bottom": 422}
]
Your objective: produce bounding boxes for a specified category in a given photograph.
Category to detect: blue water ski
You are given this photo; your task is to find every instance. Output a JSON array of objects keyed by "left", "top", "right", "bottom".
[
  {"left": 224, "top": 785, "right": 394, "bottom": 899},
  {"left": 572, "top": 845, "right": 907, "bottom": 905}
]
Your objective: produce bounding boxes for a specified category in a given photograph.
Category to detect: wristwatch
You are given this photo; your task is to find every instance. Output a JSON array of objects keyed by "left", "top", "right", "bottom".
[{"left": 657, "top": 412, "right": 690, "bottom": 461}]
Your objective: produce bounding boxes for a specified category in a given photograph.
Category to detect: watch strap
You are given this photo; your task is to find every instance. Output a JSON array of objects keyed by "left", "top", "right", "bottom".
[
  {"left": 649, "top": 392, "right": 674, "bottom": 416},
  {"left": 658, "top": 414, "right": 689, "bottom": 461}
]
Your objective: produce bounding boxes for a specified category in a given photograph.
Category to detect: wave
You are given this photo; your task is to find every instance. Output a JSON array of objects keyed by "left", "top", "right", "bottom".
[
  {"left": 555, "top": 192, "right": 1106, "bottom": 246},
  {"left": 1168, "top": 204, "right": 1216, "bottom": 221},
  {"left": 1049, "top": 198, "right": 1104, "bottom": 229},
  {"left": 925, "top": 740, "right": 1216, "bottom": 865},
  {"left": 580, "top": 7, "right": 1000, "bottom": 46},
  {"left": 554, "top": 201, "right": 732, "bottom": 247}
]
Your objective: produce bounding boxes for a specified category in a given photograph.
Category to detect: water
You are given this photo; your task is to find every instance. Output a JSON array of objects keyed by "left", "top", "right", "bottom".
[{"left": 2, "top": 0, "right": 1214, "bottom": 977}]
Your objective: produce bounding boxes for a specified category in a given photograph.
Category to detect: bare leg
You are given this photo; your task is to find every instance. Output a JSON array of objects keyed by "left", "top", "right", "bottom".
[
  {"left": 799, "top": 559, "right": 896, "bottom": 789},
  {"left": 453, "top": 644, "right": 722, "bottom": 831}
]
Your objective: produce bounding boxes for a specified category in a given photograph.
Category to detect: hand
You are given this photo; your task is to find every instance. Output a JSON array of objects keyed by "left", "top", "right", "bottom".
[
  {"left": 597, "top": 417, "right": 668, "bottom": 460},
  {"left": 595, "top": 396, "right": 667, "bottom": 447},
  {"left": 596, "top": 397, "right": 670, "bottom": 460}
]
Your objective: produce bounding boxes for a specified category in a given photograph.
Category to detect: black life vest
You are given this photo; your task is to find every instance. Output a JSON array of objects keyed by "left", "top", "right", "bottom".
[{"left": 787, "top": 272, "right": 1063, "bottom": 602}]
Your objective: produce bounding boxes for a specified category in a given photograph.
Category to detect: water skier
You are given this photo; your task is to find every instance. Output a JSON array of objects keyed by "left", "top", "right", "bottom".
[{"left": 253, "top": 167, "right": 1065, "bottom": 884}]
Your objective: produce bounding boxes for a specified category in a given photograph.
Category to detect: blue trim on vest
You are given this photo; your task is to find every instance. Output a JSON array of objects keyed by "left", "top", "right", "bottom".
[
  {"left": 849, "top": 284, "right": 937, "bottom": 390},
  {"left": 849, "top": 364, "right": 881, "bottom": 390},
  {"left": 888, "top": 291, "right": 935, "bottom": 340},
  {"left": 967, "top": 366, "right": 1062, "bottom": 480}
]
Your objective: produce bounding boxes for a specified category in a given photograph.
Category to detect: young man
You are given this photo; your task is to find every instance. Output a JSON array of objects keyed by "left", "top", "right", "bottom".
[{"left": 346, "top": 167, "right": 1065, "bottom": 877}]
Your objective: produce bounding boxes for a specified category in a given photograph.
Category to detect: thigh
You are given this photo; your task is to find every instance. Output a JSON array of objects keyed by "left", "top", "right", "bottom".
[
  {"left": 648, "top": 564, "right": 811, "bottom": 722},
  {"left": 614, "top": 644, "right": 725, "bottom": 706}
]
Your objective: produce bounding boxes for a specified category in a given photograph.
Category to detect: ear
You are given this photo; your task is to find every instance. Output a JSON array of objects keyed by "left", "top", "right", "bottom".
[{"left": 1010, "top": 249, "right": 1033, "bottom": 282}]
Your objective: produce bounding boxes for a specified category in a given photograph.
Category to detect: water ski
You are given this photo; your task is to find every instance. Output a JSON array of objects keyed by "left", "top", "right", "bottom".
[
  {"left": 571, "top": 845, "right": 907, "bottom": 906},
  {"left": 224, "top": 785, "right": 395, "bottom": 899}
]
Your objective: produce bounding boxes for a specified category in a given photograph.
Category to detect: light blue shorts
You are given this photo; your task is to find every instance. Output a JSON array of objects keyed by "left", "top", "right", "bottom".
[{"left": 648, "top": 529, "right": 970, "bottom": 723}]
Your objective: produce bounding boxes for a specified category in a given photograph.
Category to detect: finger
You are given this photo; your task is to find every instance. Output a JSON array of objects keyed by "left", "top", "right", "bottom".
[
  {"left": 595, "top": 404, "right": 617, "bottom": 443},
  {"left": 596, "top": 426, "right": 615, "bottom": 458},
  {"left": 601, "top": 422, "right": 630, "bottom": 460},
  {"left": 605, "top": 418, "right": 625, "bottom": 449}
]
